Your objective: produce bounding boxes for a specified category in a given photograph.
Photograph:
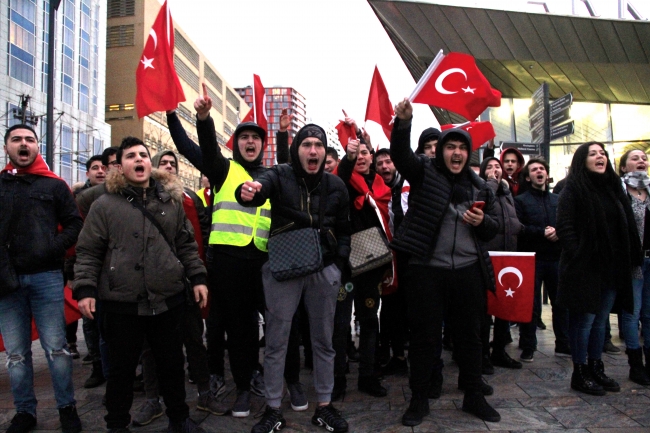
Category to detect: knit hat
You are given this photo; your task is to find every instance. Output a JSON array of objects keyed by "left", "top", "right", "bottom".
[{"left": 232, "top": 121, "right": 266, "bottom": 169}]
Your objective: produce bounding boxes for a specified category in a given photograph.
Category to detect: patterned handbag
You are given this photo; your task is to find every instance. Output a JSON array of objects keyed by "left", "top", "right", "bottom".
[
  {"left": 349, "top": 226, "right": 392, "bottom": 277},
  {"left": 268, "top": 228, "right": 323, "bottom": 281}
]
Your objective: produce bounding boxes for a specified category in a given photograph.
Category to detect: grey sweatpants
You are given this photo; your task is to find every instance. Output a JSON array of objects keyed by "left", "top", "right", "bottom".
[{"left": 262, "top": 262, "right": 341, "bottom": 407}]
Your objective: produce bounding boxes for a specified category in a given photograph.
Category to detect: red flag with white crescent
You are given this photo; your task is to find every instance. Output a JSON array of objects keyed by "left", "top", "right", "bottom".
[
  {"left": 364, "top": 66, "right": 394, "bottom": 141},
  {"left": 135, "top": 0, "right": 186, "bottom": 118},
  {"left": 441, "top": 121, "right": 496, "bottom": 151},
  {"left": 487, "top": 252, "right": 535, "bottom": 323},
  {"left": 410, "top": 52, "right": 501, "bottom": 121}
]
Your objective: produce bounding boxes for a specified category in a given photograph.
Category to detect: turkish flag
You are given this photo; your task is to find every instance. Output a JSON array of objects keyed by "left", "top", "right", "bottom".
[
  {"left": 253, "top": 74, "right": 268, "bottom": 135},
  {"left": 365, "top": 66, "right": 394, "bottom": 141},
  {"left": 0, "top": 285, "right": 82, "bottom": 352},
  {"left": 224, "top": 74, "right": 267, "bottom": 151},
  {"left": 487, "top": 252, "right": 535, "bottom": 323},
  {"left": 441, "top": 121, "right": 496, "bottom": 151},
  {"left": 335, "top": 121, "right": 357, "bottom": 151},
  {"left": 410, "top": 52, "right": 501, "bottom": 121},
  {"left": 135, "top": 0, "right": 186, "bottom": 118}
]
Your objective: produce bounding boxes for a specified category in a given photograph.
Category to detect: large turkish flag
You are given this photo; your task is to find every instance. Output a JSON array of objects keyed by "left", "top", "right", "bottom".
[
  {"left": 411, "top": 52, "right": 501, "bottom": 121},
  {"left": 487, "top": 252, "right": 535, "bottom": 323},
  {"left": 441, "top": 121, "right": 496, "bottom": 151},
  {"left": 135, "top": 0, "right": 185, "bottom": 118}
]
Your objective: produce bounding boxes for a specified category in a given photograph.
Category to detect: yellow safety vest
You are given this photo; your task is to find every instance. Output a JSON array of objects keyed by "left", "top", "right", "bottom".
[
  {"left": 196, "top": 187, "right": 210, "bottom": 208},
  {"left": 209, "top": 162, "right": 271, "bottom": 251}
]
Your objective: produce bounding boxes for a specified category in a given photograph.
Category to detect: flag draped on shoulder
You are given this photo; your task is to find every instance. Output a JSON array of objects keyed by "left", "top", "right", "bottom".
[
  {"left": 487, "top": 252, "right": 535, "bottom": 323},
  {"left": 441, "top": 121, "right": 496, "bottom": 151},
  {"left": 135, "top": 0, "right": 185, "bottom": 118},
  {"left": 225, "top": 74, "right": 267, "bottom": 150},
  {"left": 409, "top": 51, "right": 501, "bottom": 121},
  {"left": 364, "top": 66, "right": 394, "bottom": 142}
]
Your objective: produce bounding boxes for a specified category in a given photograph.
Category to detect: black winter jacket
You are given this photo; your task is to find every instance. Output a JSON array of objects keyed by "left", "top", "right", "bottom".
[
  {"left": 337, "top": 156, "right": 383, "bottom": 234},
  {"left": 514, "top": 187, "right": 561, "bottom": 261},
  {"left": 236, "top": 165, "right": 351, "bottom": 270},
  {"left": 0, "top": 172, "right": 82, "bottom": 275},
  {"left": 389, "top": 118, "right": 499, "bottom": 292},
  {"left": 482, "top": 179, "right": 522, "bottom": 252}
]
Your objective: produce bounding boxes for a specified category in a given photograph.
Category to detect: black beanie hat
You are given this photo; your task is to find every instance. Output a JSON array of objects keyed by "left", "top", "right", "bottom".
[
  {"left": 290, "top": 124, "right": 328, "bottom": 186},
  {"left": 417, "top": 127, "right": 441, "bottom": 154}
]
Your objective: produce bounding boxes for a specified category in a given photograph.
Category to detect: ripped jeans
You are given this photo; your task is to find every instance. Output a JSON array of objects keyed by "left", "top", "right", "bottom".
[{"left": 0, "top": 270, "right": 75, "bottom": 415}]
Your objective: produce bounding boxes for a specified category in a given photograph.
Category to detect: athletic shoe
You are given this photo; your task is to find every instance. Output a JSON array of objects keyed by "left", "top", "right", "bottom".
[
  {"left": 231, "top": 389, "right": 250, "bottom": 418},
  {"left": 251, "top": 406, "right": 285, "bottom": 433},
  {"left": 209, "top": 374, "right": 226, "bottom": 397},
  {"left": 311, "top": 403, "right": 348, "bottom": 433},
  {"left": 132, "top": 399, "right": 164, "bottom": 426},
  {"left": 520, "top": 349, "right": 535, "bottom": 362},
  {"left": 7, "top": 412, "right": 36, "bottom": 433},
  {"left": 287, "top": 382, "right": 308, "bottom": 411}
]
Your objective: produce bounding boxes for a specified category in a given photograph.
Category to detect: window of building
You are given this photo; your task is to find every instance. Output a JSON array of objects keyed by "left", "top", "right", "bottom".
[
  {"left": 611, "top": 104, "right": 650, "bottom": 142},
  {"left": 226, "top": 107, "right": 238, "bottom": 125},
  {"left": 107, "top": 0, "right": 134, "bottom": 18},
  {"left": 77, "top": 132, "right": 88, "bottom": 181},
  {"left": 226, "top": 88, "right": 239, "bottom": 109},
  {"left": 174, "top": 30, "right": 199, "bottom": 68},
  {"left": 78, "top": 0, "right": 91, "bottom": 113},
  {"left": 106, "top": 24, "right": 134, "bottom": 47},
  {"left": 206, "top": 86, "right": 223, "bottom": 114},
  {"left": 93, "top": 136, "right": 103, "bottom": 155},
  {"left": 9, "top": 0, "right": 37, "bottom": 86},
  {"left": 174, "top": 55, "right": 199, "bottom": 89},
  {"left": 60, "top": 0, "right": 75, "bottom": 105},
  {"left": 204, "top": 64, "right": 222, "bottom": 94}
]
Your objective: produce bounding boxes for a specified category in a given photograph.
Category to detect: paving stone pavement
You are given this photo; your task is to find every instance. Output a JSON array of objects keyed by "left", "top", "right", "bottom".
[{"left": 2, "top": 309, "right": 650, "bottom": 432}]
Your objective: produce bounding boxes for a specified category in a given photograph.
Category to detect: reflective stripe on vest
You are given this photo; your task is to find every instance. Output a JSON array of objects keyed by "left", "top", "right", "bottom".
[{"left": 209, "top": 162, "right": 271, "bottom": 251}]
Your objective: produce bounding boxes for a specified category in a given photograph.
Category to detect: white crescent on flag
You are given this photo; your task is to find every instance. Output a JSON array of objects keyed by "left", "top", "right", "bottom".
[
  {"left": 498, "top": 266, "right": 523, "bottom": 288},
  {"left": 434, "top": 68, "right": 467, "bottom": 95},
  {"left": 149, "top": 29, "right": 157, "bottom": 50}
]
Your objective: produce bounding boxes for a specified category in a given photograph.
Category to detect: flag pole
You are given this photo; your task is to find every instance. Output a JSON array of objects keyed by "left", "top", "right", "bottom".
[{"left": 408, "top": 49, "right": 445, "bottom": 102}]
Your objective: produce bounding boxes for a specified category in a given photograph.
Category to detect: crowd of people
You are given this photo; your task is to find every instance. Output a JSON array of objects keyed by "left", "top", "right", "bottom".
[{"left": 1, "top": 93, "right": 649, "bottom": 433}]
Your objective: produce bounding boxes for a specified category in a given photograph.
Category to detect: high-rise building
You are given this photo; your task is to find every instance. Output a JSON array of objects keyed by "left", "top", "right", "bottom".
[
  {"left": 235, "top": 86, "right": 306, "bottom": 167},
  {"left": 105, "top": 0, "right": 246, "bottom": 189},
  {"left": 1, "top": 0, "right": 111, "bottom": 186}
]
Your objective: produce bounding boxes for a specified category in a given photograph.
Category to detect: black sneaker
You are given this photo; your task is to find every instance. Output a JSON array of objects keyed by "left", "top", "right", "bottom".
[
  {"left": 490, "top": 349, "right": 523, "bottom": 369},
  {"left": 358, "top": 376, "right": 387, "bottom": 397},
  {"left": 68, "top": 344, "right": 80, "bottom": 359},
  {"left": 82, "top": 354, "right": 94, "bottom": 365},
  {"left": 603, "top": 340, "right": 621, "bottom": 354},
  {"left": 231, "top": 389, "right": 251, "bottom": 418},
  {"left": 7, "top": 412, "right": 36, "bottom": 433},
  {"left": 167, "top": 418, "right": 206, "bottom": 433},
  {"left": 251, "top": 406, "right": 285, "bottom": 433},
  {"left": 555, "top": 343, "right": 571, "bottom": 357},
  {"left": 401, "top": 396, "right": 429, "bottom": 427},
  {"left": 520, "top": 349, "right": 535, "bottom": 362},
  {"left": 84, "top": 361, "right": 106, "bottom": 388},
  {"left": 462, "top": 391, "right": 501, "bottom": 422},
  {"left": 537, "top": 319, "right": 547, "bottom": 330},
  {"left": 58, "top": 405, "right": 82, "bottom": 433},
  {"left": 311, "top": 403, "right": 348, "bottom": 433}
]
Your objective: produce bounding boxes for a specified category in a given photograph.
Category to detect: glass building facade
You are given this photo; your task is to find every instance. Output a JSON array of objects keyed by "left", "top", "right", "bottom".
[{"left": 3, "top": 0, "right": 110, "bottom": 186}]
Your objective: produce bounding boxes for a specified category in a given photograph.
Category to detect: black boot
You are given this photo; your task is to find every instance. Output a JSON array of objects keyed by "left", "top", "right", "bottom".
[
  {"left": 570, "top": 363, "right": 605, "bottom": 395},
  {"left": 401, "top": 393, "right": 430, "bottom": 427},
  {"left": 588, "top": 358, "right": 620, "bottom": 392},
  {"left": 358, "top": 376, "right": 387, "bottom": 397},
  {"left": 461, "top": 391, "right": 500, "bottom": 422},
  {"left": 643, "top": 347, "right": 650, "bottom": 378},
  {"left": 626, "top": 348, "right": 650, "bottom": 385},
  {"left": 84, "top": 361, "right": 106, "bottom": 388}
]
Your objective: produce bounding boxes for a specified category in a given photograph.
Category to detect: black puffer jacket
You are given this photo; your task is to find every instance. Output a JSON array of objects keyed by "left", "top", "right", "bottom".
[
  {"left": 0, "top": 172, "right": 82, "bottom": 275},
  {"left": 236, "top": 165, "right": 351, "bottom": 269},
  {"left": 389, "top": 118, "right": 498, "bottom": 292},
  {"left": 514, "top": 187, "right": 561, "bottom": 261},
  {"left": 482, "top": 179, "right": 522, "bottom": 252}
]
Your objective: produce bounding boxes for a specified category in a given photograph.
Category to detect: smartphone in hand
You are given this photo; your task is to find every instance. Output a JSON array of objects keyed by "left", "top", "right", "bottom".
[{"left": 470, "top": 201, "right": 485, "bottom": 212}]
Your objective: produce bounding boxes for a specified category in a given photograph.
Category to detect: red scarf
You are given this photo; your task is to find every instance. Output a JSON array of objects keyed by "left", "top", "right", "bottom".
[
  {"left": 349, "top": 171, "right": 399, "bottom": 291},
  {"left": 1, "top": 154, "right": 62, "bottom": 180}
]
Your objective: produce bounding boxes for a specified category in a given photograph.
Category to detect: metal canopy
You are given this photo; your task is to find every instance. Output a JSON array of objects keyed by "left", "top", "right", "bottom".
[{"left": 368, "top": 0, "right": 650, "bottom": 124}]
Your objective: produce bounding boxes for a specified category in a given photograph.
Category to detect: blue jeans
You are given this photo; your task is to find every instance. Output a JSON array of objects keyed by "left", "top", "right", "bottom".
[
  {"left": 621, "top": 258, "right": 650, "bottom": 350},
  {"left": 568, "top": 286, "right": 617, "bottom": 364},
  {"left": 0, "top": 271, "right": 75, "bottom": 415}
]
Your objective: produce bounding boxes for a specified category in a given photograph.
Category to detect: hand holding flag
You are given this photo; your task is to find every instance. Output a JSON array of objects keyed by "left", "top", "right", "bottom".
[
  {"left": 195, "top": 83, "right": 212, "bottom": 121},
  {"left": 335, "top": 110, "right": 357, "bottom": 151}
]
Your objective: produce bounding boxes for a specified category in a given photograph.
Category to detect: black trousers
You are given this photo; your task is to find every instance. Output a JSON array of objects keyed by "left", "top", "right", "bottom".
[
  {"left": 103, "top": 305, "right": 188, "bottom": 429},
  {"left": 407, "top": 263, "right": 486, "bottom": 396},
  {"left": 351, "top": 266, "right": 386, "bottom": 377},
  {"left": 333, "top": 276, "right": 354, "bottom": 377},
  {"left": 209, "top": 252, "right": 265, "bottom": 391}
]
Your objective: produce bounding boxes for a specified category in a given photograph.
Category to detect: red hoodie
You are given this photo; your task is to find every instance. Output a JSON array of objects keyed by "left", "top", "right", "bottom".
[{"left": 499, "top": 147, "right": 525, "bottom": 196}]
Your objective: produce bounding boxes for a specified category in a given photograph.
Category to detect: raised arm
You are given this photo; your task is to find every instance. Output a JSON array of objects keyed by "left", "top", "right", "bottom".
[
  {"left": 276, "top": 109, "right": 292, "bottom": 164},
  {"left": 390, "top": 99, "right": 424, "bottom": 185},
  {"left": 196, "top": 83, "right": 229, "bottom": 190},
  {"left": 166, "top": 110, "right": 204, "bottom": 173}
]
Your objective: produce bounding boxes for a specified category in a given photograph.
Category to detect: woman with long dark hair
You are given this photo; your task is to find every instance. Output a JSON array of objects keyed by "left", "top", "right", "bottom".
[
  {"left": 619, "top": 149, "right": 650, "bottom": 385},
  {"left": 557, "top": 142, "right": 642, "bottom": 396}
]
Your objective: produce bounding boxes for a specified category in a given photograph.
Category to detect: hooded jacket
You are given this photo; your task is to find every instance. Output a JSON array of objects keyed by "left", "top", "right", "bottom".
[
  {"left": 235, "top": 124, "right": 352, "bottom": 270},
  {"left": 479, "top": 157, "right": 522, "bottom": 252},
  {"left": 73, "top": 169, "right": 207, "bottom": 316},
  {"left": 500, "top": 148, "right": 525, "bottom": 196},
  {"left": 389, "top": 118, "right": 498, "bottom": 291}
]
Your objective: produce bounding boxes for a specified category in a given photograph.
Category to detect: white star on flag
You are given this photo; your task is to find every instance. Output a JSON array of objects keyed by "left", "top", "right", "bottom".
[
  {"left": 505, "top": 288, "right": 515, "bottom": 297},
  {"left": 462, "top": 86, "right": 475, "bottom": 94},
  {"left": 141, "top": 56, "right": 154, "bottom": 70}
]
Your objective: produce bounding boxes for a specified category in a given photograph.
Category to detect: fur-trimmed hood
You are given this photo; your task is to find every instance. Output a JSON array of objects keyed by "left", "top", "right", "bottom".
[{"left": 104, "top": 168, "right": 185, "bottom": 203}]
